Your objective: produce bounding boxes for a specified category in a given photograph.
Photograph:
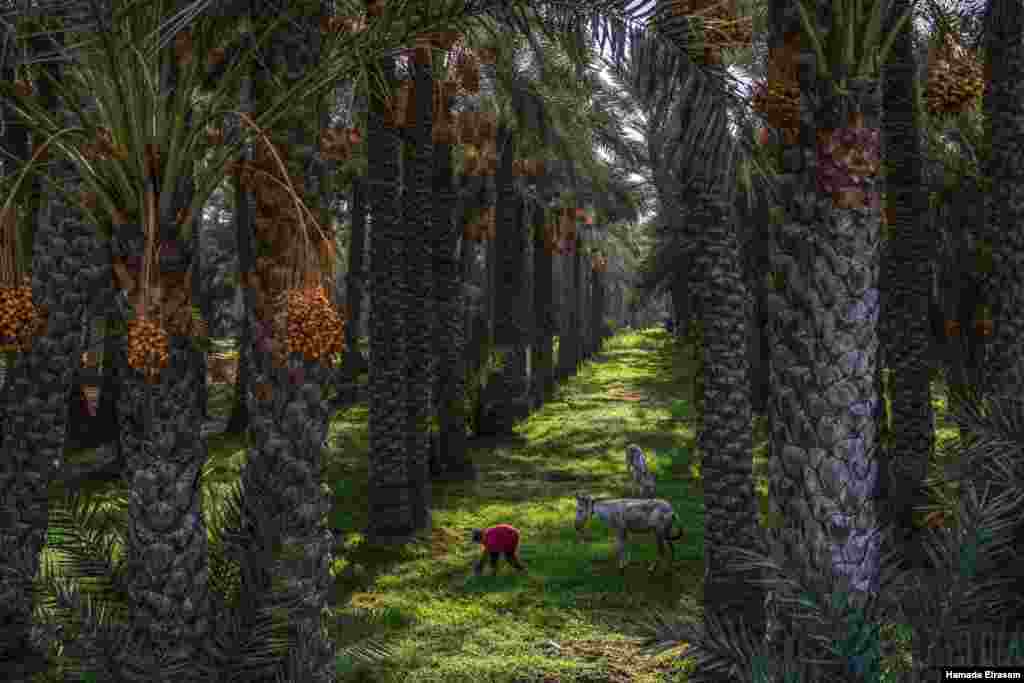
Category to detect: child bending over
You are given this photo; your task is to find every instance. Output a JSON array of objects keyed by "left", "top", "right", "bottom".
[{"left": 471, "top": 524, "right": 527, "bottom": 575}]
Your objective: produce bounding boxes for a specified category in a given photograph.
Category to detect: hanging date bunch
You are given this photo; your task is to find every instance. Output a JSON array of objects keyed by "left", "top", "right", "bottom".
[
  {"left": 276, "top": 282, "right": 346, "bottom": 363},
  {"left": 591, "top": 253, "right": 608, "bottom": 272},
  {"left": 235, "top": 115, "right": 348, "bottom": 368},
  {"left": 924, "top": 33, "right": 984, "bottom": 118},
  {"left": 751, "top": 31, "right": 801, "bottom": 144},
  {"left": 125, "top": 213, "right": 169, "bottom": 381},
  {"left": 672, "top": 0, "right": 752, "bottom": 65},
  {"left": 816, "top": 111, "right": 881, "bottom": 207},
  {"left": 0, "top": 206, "right": 44, "bottom": 352}
]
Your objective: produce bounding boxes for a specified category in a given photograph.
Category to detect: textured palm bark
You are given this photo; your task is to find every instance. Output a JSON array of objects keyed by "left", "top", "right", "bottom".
[
  {"left": 763, "top": 7, "right": 883, "bottom": 646},
  {"left": 590, "top": 266, "right": 604, "bottom": 354},
  {"left": 113, "top": 27, "right": 220, "bottom": 674},
  {"left": 115, "top": 325, "right": 215, "bottom": 678},
  {"left": 402, "top": 58, "right": 433, "bottom": 532},
  {"left": 433, "top": 124, "right": 473, "bottom": 479},
  {"left": 366, "top": 56, "right": 414, "bottom": 543},
  {"left": 878, "top": 0, "right": 933, "bottom": 572},
  {"left": 226, "top": 15, "right": 338, "bottom": 679},
  {"left": 340, "top": 177, "right": 368, "bottom": 387},
  {"left": 555, "top": 251, "right": 574, "bottom": 380},
  {"left": 693, "top": 179, "right": 766, "bottom": 640},
  {"left": 983, "top": 0, "right": 1024, "bottom": 400},
  {"left": 572, "top": 244, "right": 584, "bottom": 370},
  {"left": 0, "top": 209, "right": 98, "bottom": 675},
  {"left": 531, "top": 201, "right": 554, "bottom": 406},
  {"left": 486, "top": 133, "right": 531, "bottom": 432},
  {"left": 0, "top": 34, "right": 102, "bottom": 673},
  {"left": 980, "top": 0, "right": 1024, "bottom": 628}
]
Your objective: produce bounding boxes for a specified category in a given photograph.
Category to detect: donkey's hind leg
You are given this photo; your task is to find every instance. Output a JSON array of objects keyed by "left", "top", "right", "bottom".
[{"left": 649, "top": 535, "right": 666, "bottom": 573}]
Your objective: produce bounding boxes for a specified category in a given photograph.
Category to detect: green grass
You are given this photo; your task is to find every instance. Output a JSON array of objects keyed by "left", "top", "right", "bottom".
[{"left": 40, "top": 327, "right": 967, "bottom": 681}]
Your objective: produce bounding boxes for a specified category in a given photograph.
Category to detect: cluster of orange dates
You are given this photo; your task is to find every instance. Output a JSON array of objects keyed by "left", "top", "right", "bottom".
[
  {"left": 276, "top": 285, "right": 346, "bottom": 363},
  {"left": 924, "top": 34, "right": 985, "bottom": 118},
  {"left": 0, "top": 278, "right": 43, "bottom": 352},
  {"left": 235, "top": 135, "right": 346, "bottom": 366},
  {"left": 127, "top": 316, "right": 170, "bottom": 379}
]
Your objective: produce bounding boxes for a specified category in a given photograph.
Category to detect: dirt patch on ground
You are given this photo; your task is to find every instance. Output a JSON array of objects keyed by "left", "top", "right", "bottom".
[
  {"left": 430, "top": 526, "right": 464, "bottom": 558},
  {"left": 555, "top": 637, "right": 687, "bottom": 682},
  {"left": 606, "top": 387, "right": 644, "bottom": 402}
]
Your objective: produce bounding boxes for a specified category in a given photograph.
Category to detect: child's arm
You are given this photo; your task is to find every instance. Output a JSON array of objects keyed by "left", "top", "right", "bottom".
[{"left": 473, "top": 549, "right": 488, "bottom": 575}]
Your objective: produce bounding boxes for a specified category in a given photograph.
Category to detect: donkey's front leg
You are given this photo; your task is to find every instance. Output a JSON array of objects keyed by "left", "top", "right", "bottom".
[{"left": 616, "top": 529, "right": 629, "bottom": 573}]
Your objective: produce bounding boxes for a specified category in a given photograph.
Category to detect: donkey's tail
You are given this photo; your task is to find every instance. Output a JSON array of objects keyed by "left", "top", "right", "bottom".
[{"left": 666, "top": 514, "right": 685, "bottom": 541}]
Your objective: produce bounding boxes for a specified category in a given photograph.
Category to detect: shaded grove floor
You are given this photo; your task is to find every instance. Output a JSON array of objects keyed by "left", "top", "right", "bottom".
[{"left": 38, "top": 328, "right": 964, "bottom": 681}]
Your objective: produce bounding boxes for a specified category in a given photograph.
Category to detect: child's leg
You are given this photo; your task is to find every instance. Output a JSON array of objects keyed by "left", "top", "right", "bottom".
[
  {"left": 504, "top": 550, "right": 525, "bottom": 571},
  {"left": 488, "top": 551, "right": 500, "bottom": 573}
]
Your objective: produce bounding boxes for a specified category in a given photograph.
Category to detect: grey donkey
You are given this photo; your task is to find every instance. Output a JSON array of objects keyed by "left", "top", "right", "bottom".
[
  {"left": 575, "top": 494, "right": 684, "bottom": 573},
  {"left": 625, "top": 444, "right": 656, "bottom": 498}
]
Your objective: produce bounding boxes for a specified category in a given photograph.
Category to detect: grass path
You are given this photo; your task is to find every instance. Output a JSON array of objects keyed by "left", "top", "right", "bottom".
[
  {"left": 44, "top": 327, "right": 966, "bottom": 681},
  {"left": 315, "top": 328, "right": 709, "bottom": 682}
]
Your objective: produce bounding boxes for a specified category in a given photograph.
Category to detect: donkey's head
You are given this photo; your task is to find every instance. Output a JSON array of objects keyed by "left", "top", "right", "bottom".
[{"left": 575, "top": 494, "right": 594, "bottom": 536}]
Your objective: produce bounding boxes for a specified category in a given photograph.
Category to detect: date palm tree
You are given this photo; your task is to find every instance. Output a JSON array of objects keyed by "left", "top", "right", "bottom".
[
  {"left": 980, "top": 0, "right": 1024, "bottom": 403},
  {"left": 0, "top": 19, "right": 99, "bottom": 676},
  {"left": 403, "top": 43, "right": 435, "bottom": 534},
  {"left": 337, "top": 174, "right": 368, "bottom": 397},
  {"left": 877, "top": 0, "right": 934, "bottom": 574},
  {"left": 432, "top": 74, "right": 475, "bottom": 478},
  {"left": 365, "top": 48, "right": 416, "bottom": 542},
  {"left": 531, "top": 196, "right": 555, "bottom": 406}
]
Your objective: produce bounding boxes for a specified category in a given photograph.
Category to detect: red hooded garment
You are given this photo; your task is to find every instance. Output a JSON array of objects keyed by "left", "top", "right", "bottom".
[{"left": 482, "top": 524, "right": 520, "bottom": 554}]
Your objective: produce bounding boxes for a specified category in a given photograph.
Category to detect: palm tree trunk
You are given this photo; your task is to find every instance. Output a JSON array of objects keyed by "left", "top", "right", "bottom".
[
  {"left": 765, "top": 28, "right": 883, "bottom": 652},
  {"left": 433, "top": 107, "right": 473, "bottom": 479},
  {"left": 402, "top": 57, "right": 434, "bottom": 533},
  {"left": 572, "top": 242, "right": 584, "bottom": 371},
  {"left": 339, "top": 176, "right": 368, "bottom": 391},
  {"left": 366, "top": 55, "right": 415, "bottom": 543},
  {"left": 878, "top": 0, "right": 933, "bottom": 573},
  {"left": 231, "top": 14, "right": 338, "bottom": 677},
  {"left": 224, "top": 65, "right": 255, "bottom": 436},
  {"left": 486, "top": 129, "right": 531, "bottom": 433},
  {"left": 0, "top": 31, "right": 100, "bottom": 676},
  {"left": 982, "top": 0, "right": 1024, "bottom": 401},
  {"left": 532, "top": 200, "right": 555, "bottom": 406},
  {"left": 114, "top": 31, "right": 218, "bottom": 676},
  {"left": 694, "top": 178, "right": 766, "bottom": 645},
  {"left": 979, "top": 0, "right": 1024, "bottom": 632},
  {"left": 556, "top": 248, "right": 575, "bottom": 379}
]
